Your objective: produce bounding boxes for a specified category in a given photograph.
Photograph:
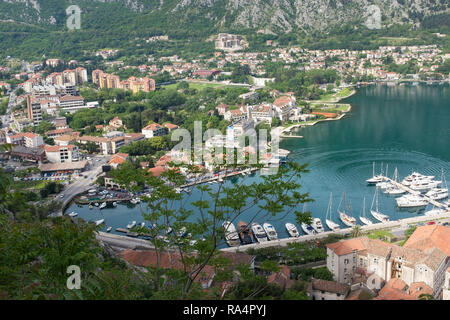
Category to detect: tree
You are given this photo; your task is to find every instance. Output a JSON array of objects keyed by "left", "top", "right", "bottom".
[
  {"left": 34, "top": 120, "right": 54, "bottom": 135},
  {"left": 109, "top": 161, "right": 313, "bottom": 298},
  {"left": 350, "top": 225, "right": 363, "bottom": 238}
]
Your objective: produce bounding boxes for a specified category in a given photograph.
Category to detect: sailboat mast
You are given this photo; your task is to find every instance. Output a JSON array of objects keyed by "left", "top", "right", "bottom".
[
  {"left": 363, "top": 197, "right": 366, "bottom": 218},
  {"left": 343, "top": 192, "right": 346, "bottom": 214}
]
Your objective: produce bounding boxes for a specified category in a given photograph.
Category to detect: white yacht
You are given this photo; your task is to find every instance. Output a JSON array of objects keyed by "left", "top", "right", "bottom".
[
  {"left": 370, "top": 187, "right": 390, "bottom": 223},
  {"left": 384, "top": 187, "right": 406, "bottom": 196},
  {"left": 285, "top": 223, "right": 300, "bottom": 238},
  {"left": 410, "top": 180, "right": 441, "bottom": 193},
  {"left": 106, "top": 227, "right": 112, "bottom": 232},
  {"left": 401, "top": 172, "right": 435, "bottom": 186},
  {"left": 95, "top": 219, "right": 105, "bottom": 226},
  {"left": 424, "top": 207, "right": 446, "bottom": 216},
  {"left": 338, "top": 192, "right": 357, "bottom": 227},
  {"left": 366, "top": 162, "right": 384, "bottom": 184},
  {"left": 99, "top": 202, "right": 107, "bottom": 209},
  {"left": 251, "top": 222, "right": 269, "bottom": 242},
  {"left": 263, "top": 223, "right": 278, "bottom": 241},
  {"left": 68, "top": 212, "right": 78, "bottom": 217},
  {"left": 376, "top": 181, "right": 393, "bottom": 190},
  {"left": 425, "top": 188, "right": 448, "bottom": 200},
  {"left": 359, "top": 197, "right": 373, "bottom": 226},
  {"left": 301, "top": 222, "right": 317, "bottom": 235},
  {"left": 222, "top": 221, "right": 240, "bottom": 247},
  {"left": 126, "top": 221, "right": 137, "bottom": 229},
  {"left": 325, "top": 193, "right": 340, "bottom": 232},
  {"left": 311, "top": 218, "right": 324, "bottom": 233},
  {"left": 396, "top": 194, "right": 428, "bottom": 208},
  {"left": 112, "top": 202, "right": 118, "bottom": 207}
]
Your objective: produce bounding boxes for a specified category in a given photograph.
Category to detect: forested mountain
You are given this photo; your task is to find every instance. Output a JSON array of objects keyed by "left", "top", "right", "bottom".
[
  {"left": 1, "top": 0, "right": 448, "bottom": 33},
  {"left": 0, "top": 0, "right": 448, "bottom": 60}
]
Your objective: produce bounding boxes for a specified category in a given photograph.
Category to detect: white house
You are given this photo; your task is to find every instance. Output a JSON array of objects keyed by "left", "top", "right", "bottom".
[{"left": 142, "top": 123, "right": 167, "bottom": 138}]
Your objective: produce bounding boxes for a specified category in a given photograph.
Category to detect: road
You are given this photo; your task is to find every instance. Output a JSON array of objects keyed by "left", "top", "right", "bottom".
[
  {"left": 1, "top": 88, "right": 17, "bottom": 129},
  {"left": 53, "top": 155, "right": 110, "bottom": 216}
]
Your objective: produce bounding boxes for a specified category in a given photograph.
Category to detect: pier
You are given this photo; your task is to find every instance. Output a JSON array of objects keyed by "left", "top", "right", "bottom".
[{"left": 379, "top": 175, "right": 449, "bottom": 210}]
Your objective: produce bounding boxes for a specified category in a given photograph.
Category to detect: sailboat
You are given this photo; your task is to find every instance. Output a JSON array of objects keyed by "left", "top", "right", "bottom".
[
  {"left": 359, "top": 197, "right": 373, "bottom": 226},
  {"left": 338, "top": 192, "right": 357, "bottom": 227},
  {"left": 385, "top": 167, "right": 406, "bottom": 195},
  {"left": 325, "top": 192, "right": 340, "bottom": 231},
  {"left": 366, "top": 162, "right": 384, "bottom": 184},
  {"left": 425, "top": 169, "right": 448, "bottom": 200},
  {"left": 370, "top": 187, "right": 390, "bottom": 223}
]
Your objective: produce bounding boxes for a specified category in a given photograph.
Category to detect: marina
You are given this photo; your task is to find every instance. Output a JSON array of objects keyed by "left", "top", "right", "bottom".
[{"left": 64, "top": 84, "right": 450, "bottom": 248}]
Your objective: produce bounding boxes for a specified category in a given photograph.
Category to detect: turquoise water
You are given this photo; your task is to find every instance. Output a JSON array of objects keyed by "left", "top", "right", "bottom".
[{"left": 66, "top": 83, "right": 450, "bottom": 240}]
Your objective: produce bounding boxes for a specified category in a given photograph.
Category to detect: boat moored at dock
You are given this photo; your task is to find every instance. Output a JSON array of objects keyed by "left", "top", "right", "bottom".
[
  {"left": 251, "top": 222, "right": 269, "bottom": 242},
  {"left": 263, "top": 223, "right": 278, "bottom": 241},
  {"left": 285, "top": 223, "right": 300, "bottom": 238}
]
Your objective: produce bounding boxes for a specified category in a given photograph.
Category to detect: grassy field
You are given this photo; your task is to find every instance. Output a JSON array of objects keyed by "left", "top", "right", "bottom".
[
  {"left": 367, "top": 229, "right": 395, "bottom": 241},
  {"left": 317, "top": 87, "right": 354, "bottom": 102},
  {"left": 311, "top": 103, "right": 350, "bottom": 113}
]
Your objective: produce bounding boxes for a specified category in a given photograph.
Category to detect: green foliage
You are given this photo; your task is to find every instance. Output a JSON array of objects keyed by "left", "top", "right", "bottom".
[{"left": 291, "top": 267, "right": 334, "bottom": 281}]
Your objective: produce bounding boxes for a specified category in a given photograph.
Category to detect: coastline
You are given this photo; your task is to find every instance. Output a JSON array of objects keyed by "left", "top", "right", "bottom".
[{"left": 275, "top": 88, "right": 355, "bottom": 138}]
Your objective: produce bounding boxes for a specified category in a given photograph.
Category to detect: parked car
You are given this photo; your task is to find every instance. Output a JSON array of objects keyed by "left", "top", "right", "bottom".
[{"left": 427, "top": 221, "right": 435, "bottom": 225}]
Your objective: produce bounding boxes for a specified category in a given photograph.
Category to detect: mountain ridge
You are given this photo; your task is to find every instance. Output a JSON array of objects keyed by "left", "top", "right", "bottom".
[{"left": 0, "top": 0, "right": 448, "bottom": 34}]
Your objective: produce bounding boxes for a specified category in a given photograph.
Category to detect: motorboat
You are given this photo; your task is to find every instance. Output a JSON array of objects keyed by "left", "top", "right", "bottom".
[
  {"left": 238, "top": 221, "right": 254, "bottom": 244},
  {"left": 94, "top": 202, "right": 99, "bottom": 207},
  {"left": 311, "top": 218, "right": 324, "bottom": 233},
  {"left": 222, "top": 221, "right": 241, "bottom": 247},
  {"left": 126, "top": 221, "right": 137, "bottom": 229},
  {"left": 285, "top": 223, "right": 300, "bottom": 238},
  {"left": 177, "top": 226, "right": 188, "bottom": 238},
  {"left": 140, "top": 222, "right": 146, "bottom": 227},
  {"left": 99, "top": 202, "right": 107, "bottom": 209},
  {"left": 424, "top": 208, "right": 446, "bottom": 216},
  {"left": 263, "top": 223, "right": 278, "bottom": 241},
  {"left": 401, "top": 172, "right": 435, "bottom": 186},
  {"left": 384, "top": 187, "right": 406, "bottom": 196},
  {"left": 338, "top": 192, "right": 357, "bottom": 227},
  {"left": 68, "top": 212, "right": 78, "bottom": 217},
  {"left": 410, "top": 180, "right": 441, "bottom": 193},
  {"left": 113, "top": 202, "right": 118, "bottom": 207},
  {"left": 325, "top": 193, "right": 340, "bottom": 232},
  {"left": 95, "top": 219, "right": 105, "bottom": 226},
  {"left": 301, "top": 222, "right": 317, "bottom": 235},
  {"left": 106, "top": 227, "right": 112, "bottom": 232},
  {"left": 396, "top": 194, "right": 428, "bottom": 208},
  {"left": 376, "top": 181, "right": 393, "bottom": 190},
  {"left": 251, "top": 222, "right": 269, "bottom": 242},
  {"left": 359, "top": 197, "right": 373, "bottom": 226},
  {"left": 425, "top": 188, "right": 448, "bottom": 200}
]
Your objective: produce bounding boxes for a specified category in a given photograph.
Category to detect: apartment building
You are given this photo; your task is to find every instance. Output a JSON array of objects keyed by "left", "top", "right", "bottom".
[
  {"left": 273, "top": 95, "right": 299, "bottom": 122},
  {"left": 27, "top": 96, "right": 43, "bottom": 126},
  {"left": 92, "top": 70, "right": 155, "bottom": 93},
  {"left": 6, "top": 132, "right": 44, "bottom": 148},
  {"left": 44, "top": 144, "right": 80, "bottom": 163},
  {"left": 142, "top": 123, "right": 167, "bottom": 138},
  {"left": 326, "top": 225, "right": 450, "bottom": 299},
  {"left": 215, "top": 33, "right": 246, "bottom": 51}
]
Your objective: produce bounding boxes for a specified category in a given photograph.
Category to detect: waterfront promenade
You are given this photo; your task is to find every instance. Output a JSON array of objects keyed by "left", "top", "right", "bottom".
[{"left": 220, "top": 212, "right": 450, "bottom": 253}]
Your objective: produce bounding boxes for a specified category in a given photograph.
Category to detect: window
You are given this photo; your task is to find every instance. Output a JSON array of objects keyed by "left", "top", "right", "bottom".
[{"left": 344, "top": 259, "right": 349, "bottom": 265}]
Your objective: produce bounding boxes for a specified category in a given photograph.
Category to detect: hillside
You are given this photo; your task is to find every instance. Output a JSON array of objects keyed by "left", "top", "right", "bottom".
[
  {"left": 0, "top": 0, "right": 448, "bottom": 32},
  {"left": 0, "top": 0, "right": 448, "bottom": 60}
]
